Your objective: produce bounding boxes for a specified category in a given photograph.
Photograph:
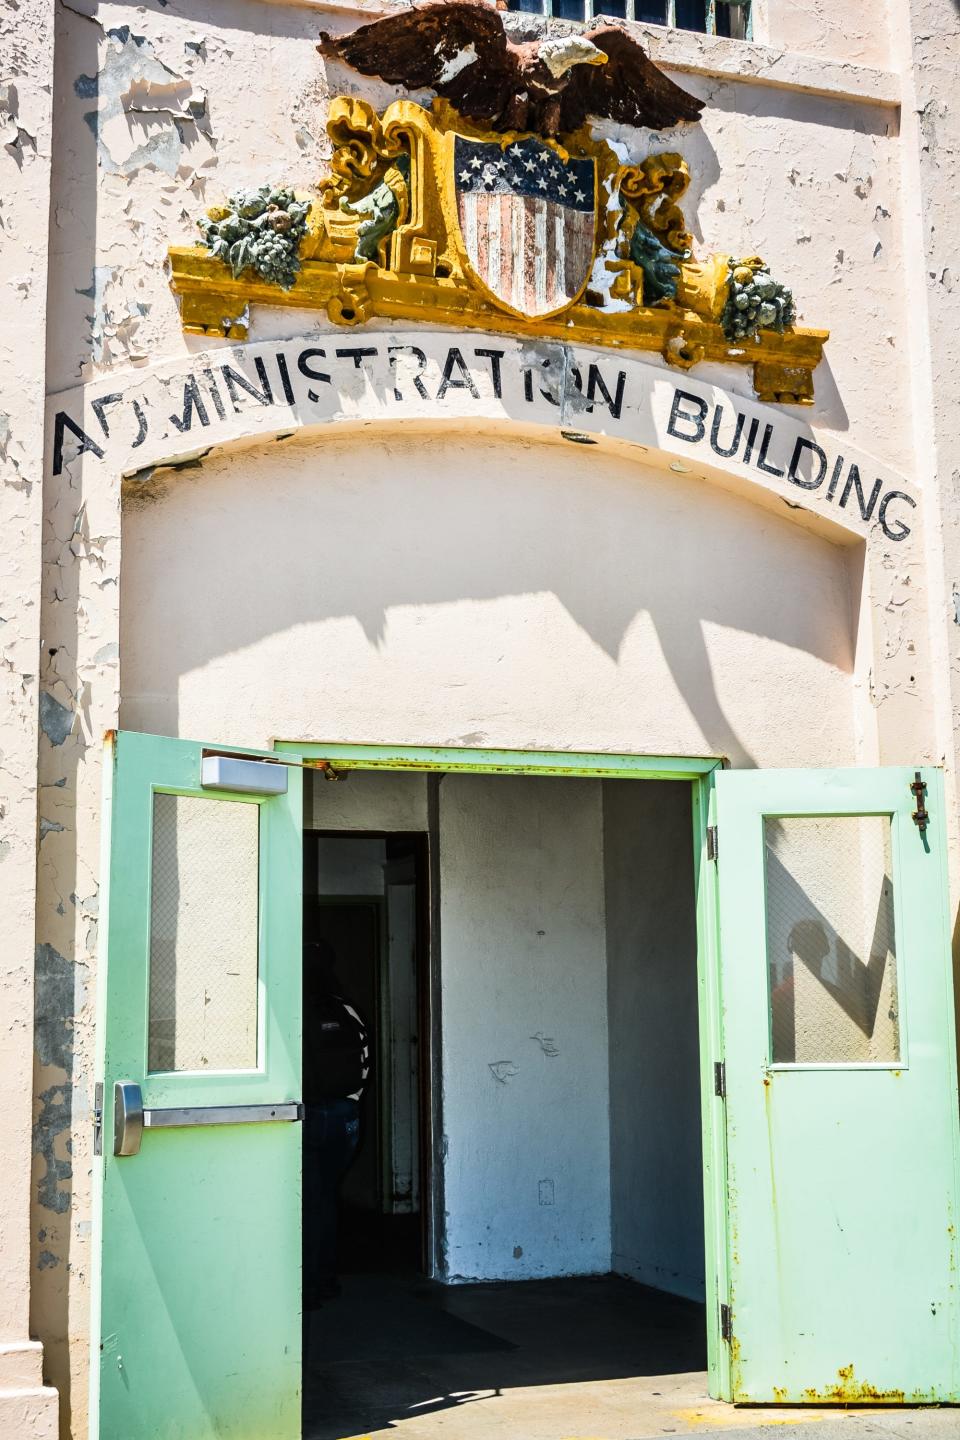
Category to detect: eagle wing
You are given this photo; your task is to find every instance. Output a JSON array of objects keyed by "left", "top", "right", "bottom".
[
  {"left": 560, "top": 24, "right": 704, "bottom": 132},
  {"left": 319, "top": 3, "right": 516, "bottom": 123}
]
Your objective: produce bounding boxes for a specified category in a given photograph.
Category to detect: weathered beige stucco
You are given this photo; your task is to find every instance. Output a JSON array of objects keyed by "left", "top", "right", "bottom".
[
  {"left": 2, "top": 0, "right": 960, "bottom": 1435},
  {"left": 759, "top": 0, "right": 891, "bottom": 69},
  {"left": 118, "top": 427, "right": 863, "bottom": 767},
  {"left": 0, "top": 0, "right": 62, "bottom": 1429}
]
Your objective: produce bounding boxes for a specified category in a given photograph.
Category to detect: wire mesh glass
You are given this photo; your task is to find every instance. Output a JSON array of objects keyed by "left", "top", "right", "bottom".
[
  {"left": 764, "top": 816, "right": 899, "bottom": 1065},
  {"left": 148, "top": 793, "right": 261, "bottom": 1073}
]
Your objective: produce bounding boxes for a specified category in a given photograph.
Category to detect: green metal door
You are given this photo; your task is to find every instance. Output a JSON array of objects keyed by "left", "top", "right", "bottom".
[
  {"left": 716, "top": 766, "right": 960, "bottom": 1403},
  {"left": 91, "top": 731, "right": 303, "bottom": 1440}
]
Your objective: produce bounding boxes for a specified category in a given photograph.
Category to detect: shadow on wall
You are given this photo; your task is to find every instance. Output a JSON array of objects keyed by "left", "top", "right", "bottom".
[{"left": 119, "top": 428, "right": 859, "bottom": 769}]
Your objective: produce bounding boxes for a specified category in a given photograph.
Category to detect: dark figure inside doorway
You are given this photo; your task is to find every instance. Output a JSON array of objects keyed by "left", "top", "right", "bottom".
[{"left": 303, "top": 939, "right": 370, "bottom": 1305}]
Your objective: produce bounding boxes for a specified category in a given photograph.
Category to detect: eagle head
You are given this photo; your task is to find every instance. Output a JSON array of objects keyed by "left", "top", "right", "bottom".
[{"left": 537, "top": 35, "right": 608, "bottom": 80}]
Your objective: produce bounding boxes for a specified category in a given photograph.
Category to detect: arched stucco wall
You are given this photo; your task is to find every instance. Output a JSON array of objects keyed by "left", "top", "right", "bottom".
[{"left": 119, "top": 428, "right": 861, "bottom": 768}]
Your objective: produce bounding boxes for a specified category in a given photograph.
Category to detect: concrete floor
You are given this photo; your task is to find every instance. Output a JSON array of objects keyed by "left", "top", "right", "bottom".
[{"left": 302, "top": 1275, "right": 958, "bottom": 1440}]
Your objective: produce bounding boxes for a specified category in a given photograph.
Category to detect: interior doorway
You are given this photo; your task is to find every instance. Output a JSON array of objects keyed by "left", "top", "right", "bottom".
[
  {"left": 300, "top": 767, "right": 708, "bottom": 1440},
  {"left": 303, "top": 830, "right": 429, "bottom": 1288}
]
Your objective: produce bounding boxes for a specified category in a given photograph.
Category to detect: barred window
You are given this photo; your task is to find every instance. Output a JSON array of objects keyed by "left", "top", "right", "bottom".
[{"left": 507, "top": 0, "right": 751, "bottom": 40}]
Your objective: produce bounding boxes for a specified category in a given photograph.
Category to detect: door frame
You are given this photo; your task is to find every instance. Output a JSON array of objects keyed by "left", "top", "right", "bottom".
[{"left": 278, "top": 740, "right": 730, "bottom": 1399}]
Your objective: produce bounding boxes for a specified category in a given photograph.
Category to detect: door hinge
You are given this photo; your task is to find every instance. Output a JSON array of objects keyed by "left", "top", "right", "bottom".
[
  {"left": 706, "top": 825, "right": 718, "bottom": 862},
  {"left": 910, "top": 770, "right": 929, "bottom": 832},
  {"left": 720, "top": 1302, "right": 732, "bottom": 1343},
  {"left": 93, "top": 1082, "right": 103, "bottom": 1157},
  {"left": 714, "top": 1061, "right": 726, "bottom": 1098}
]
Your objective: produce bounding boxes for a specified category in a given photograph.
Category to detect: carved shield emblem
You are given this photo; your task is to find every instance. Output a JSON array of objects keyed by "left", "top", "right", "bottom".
[{"left": 452, "top": 135, "right": 597, "bottom": 320}]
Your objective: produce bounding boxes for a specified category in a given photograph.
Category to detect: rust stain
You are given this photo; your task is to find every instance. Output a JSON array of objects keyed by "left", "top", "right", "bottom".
[{"left": 801, "top": 1365, "right": 905, "bottom": 1404}]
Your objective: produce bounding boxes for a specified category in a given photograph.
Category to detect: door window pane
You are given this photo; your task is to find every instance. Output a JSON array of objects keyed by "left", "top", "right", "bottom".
[
  {"left": 764, "top": 816, "right": 899, "bottom": 1064},
  {"left": 148, "top": 793, "right": 260, "bottom": 1072}
]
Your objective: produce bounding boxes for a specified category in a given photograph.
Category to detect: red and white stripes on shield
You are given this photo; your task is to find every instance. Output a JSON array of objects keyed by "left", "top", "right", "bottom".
[{"left": 457, "top": 190, "right": 595, "bottom": 317}]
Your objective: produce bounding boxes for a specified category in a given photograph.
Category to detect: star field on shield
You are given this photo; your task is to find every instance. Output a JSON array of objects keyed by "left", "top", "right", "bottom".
[{"left": 454, "top": 136, "right": 594, "bottom": 212}]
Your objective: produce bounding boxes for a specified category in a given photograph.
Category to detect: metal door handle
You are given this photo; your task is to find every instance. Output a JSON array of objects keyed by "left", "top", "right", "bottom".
[
  {"left": 144, "top": 1101, "right": 302, "bottom": 1129},
  {"left": 112, "top": 1081, "right": 302, "bottom": 1157},
  {"left": 114, "top": 1081, "right": 144, "bottom": 1157}
]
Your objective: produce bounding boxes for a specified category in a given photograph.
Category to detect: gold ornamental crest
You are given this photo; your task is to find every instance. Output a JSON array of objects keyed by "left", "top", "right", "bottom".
[{"left": 167, "top": 4, "right": 827, "bottom": 404}]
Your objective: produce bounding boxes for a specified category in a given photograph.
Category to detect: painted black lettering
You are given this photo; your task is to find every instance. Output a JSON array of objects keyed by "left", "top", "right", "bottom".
[
  {"left": 52, "top": 411, "right": 105, "bottom": 476},
  {"left": 221, "top": 359, "right": 274, "bottom": 412},
  {"left": 298, "top": 348, "right": 331, "bottom": 403},
  {"left": 522, "top": 368, "right": 535, "bottom": 404},
  {"left": 787, "top": 437, "right": 827, "bottom": 490},
  {"left": 474, "top": 348, "right": 505, "bottom": 400},
  {"left": 539, "top": 367, "right": 561, "bottom": 407},
  {"left": 742, "top": 416, "right": 760, "bottom": 466},
  {"left": 825, "top": 455, "right": 845, "bottom": 502},
  {"left": 878, "top": 490, "right": 916, "bottom": 542},
  {"left": 387, "top": 345, "right": 429, "bottom": 402},
  {"left": 90, "top": 393, "right": 122, "bottom": 438},
  {"left": 202, "top": 368, "right": 227, "bottom": 422},
  {"left": 839, "top": 463, "right": 883, "bottom": 522},
  {"left": 756, "top": 423, "right": 785, "bottom": 478},
  {"left": 169, "top": 375, "right": 210, "bottom": 433},
  {"left": 437, "top": 347, "right": 481, "bottom": 401},
  {"left": 275, "top": 352, "right": 295, "bottom": 406},
  {"left": 710, "top": 405, "right": 745, "bottom": 459},
  {"left": 336, "top": 347, "right": 378, "bottom": 375},
  {"left": 585, "top": 365, "right": 626, "bottom": 421},
  {"left": 130, "top": 399, "right": 148, "bottom": 450},
  {"left": 667, "top": 389, "right": 708, "bottom": 444}
]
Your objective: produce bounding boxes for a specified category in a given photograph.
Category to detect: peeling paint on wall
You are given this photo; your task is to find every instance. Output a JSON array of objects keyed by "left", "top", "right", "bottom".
[
  {"left": 33, "top": 944, "right": 79, "bottom": 1216},
  {"left": 38, "top": 691, "right": 73, "bottom": 747},
  {"left": 77, "top": 26, "right": 212, "bottom": 180}
]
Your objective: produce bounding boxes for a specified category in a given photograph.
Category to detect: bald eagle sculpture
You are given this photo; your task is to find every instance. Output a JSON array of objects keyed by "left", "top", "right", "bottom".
[{"left": 318, "top": 2, "right": 704, "bottom": 139}]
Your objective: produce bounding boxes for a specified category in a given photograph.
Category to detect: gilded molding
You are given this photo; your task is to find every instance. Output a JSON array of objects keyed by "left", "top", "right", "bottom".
[{"left": 169, "top": 97, "right": 828, "bottom": 405}]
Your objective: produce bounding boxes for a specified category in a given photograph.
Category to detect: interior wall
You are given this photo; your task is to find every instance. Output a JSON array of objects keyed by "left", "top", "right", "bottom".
[
  {"left": 438, "top": 774, "right": 611, "bottom": 1281},
  {"left": 305, "top": 771, "right": 429, "bottom": 832},
  {"left": 603, "top": 780, "right": 705, "bottom": 1302}
]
